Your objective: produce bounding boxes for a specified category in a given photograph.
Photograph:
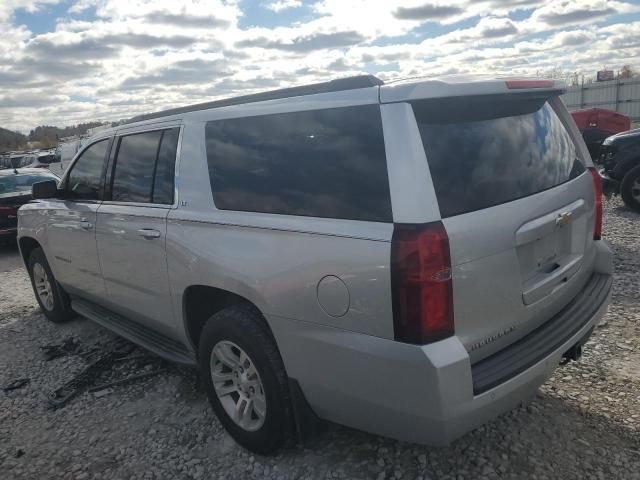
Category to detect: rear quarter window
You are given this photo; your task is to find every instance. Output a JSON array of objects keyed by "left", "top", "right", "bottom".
[
  {"left": 204, "top": 105, "right": 392, "bottom": 222},
  {"left": 414, "top": 98, "right": 585, "bottom": 218}
]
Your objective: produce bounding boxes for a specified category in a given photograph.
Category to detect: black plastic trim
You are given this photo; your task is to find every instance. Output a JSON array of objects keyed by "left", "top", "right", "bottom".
[
  {"left": 71, "top": 297, "right": 196, "bottom": 365},
  {"left": 288, "top": 378, "right": 325, "bottom": 444},
  {"left": 471, "top": 273, "right": 612, "bottom": 395},
  {"left": 124, "top": 75, "right": 383, "bottom": 125}
]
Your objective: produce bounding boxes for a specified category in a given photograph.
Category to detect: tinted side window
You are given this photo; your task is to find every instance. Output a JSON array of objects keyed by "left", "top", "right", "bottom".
[
  {"left": 205, "top": 105, "right": 392, "bottom": 222},
  {"left": 152, "top": 128, "right": 179, "bottom": 204},
  {"left": 66, "top": 139, "right": 109, "bottom": 200},
  {"left": 112, "top": 130, "right": 163, "bottom": 203}
]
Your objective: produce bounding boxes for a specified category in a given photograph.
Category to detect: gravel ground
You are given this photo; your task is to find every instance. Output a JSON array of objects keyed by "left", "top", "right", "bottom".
[{"left": 1, "top": 197, "right": 639, "bottom": 480}]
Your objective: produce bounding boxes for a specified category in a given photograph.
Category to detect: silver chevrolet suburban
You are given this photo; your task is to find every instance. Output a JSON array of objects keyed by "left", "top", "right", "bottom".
[{"left": 18, "top": 75, "right": 613, "bottom": 454}]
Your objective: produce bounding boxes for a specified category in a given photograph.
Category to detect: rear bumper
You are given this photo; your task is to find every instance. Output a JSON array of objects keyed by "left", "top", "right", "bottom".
[
  {"left": 470, "top": 273, "right": 611, "bottom": 395},
  {"left": 270, "top": 267, "right": 612, "bottom": 446}
]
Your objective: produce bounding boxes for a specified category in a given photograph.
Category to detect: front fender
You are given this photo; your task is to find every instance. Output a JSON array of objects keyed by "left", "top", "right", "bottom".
[
  {"left": 17, "top": 202, "right": 51, "bottom": 267},
  {"left": 612, "top": 147, "right": 640, "bottom": 180}
]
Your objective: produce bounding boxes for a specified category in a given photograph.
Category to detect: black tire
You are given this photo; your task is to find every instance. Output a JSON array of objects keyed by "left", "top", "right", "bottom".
[
  {"left": 620, "top": 164, "right": 640, "bottom": 213},
  {"left": 198, "top": 304, "right": 293, "bottom": 454},
  {"left": 27, "top": 247, "right": 74, "bottom": 323}
]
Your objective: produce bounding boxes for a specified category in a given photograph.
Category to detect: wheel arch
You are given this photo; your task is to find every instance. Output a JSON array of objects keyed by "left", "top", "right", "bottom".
[
  {"left": 620, "top": 163, "right": 640, "bottom": 212},
  {"left": 613, "top": 153, "right": 640, "bottom": 180},
  {"left": 18, "top": 236, "right": 42, "bottom": 266},
  {"left": 182, "top": 284, "right": 321, "bottom": 443},
  {"left": 182, "top": 284, "right": 276, "bottom": 353}
]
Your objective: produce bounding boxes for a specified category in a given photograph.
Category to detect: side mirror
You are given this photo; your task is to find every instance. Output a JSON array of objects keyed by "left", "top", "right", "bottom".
[{"left": 32, "top": 180, "right": 58, "bottom": 199}]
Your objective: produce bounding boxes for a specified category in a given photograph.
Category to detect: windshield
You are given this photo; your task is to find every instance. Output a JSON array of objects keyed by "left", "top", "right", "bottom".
[
  {"left": 0, "top": 174, "right": 57, "bottom": 194},
  {"left": 413, "top": 98, "right": 585, "bottom": 218}
]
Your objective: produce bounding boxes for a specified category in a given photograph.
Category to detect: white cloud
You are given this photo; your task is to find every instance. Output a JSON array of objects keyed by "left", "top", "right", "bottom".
[
  {"left": 68, "top": 0, "right": 98, "bottom": 14},
  {"left": 265, "top": 0, "right": 302, "bottom": 13},
  {"left": 531, "top": 0, "right": 639, "bottom": 27},
  {"left": 0, "top": 0, "right": 639, "bottom": 132}
]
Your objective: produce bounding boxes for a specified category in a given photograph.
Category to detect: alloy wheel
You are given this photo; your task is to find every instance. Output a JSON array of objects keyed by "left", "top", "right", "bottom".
[
  {"left": 210, "top": 340, "right": 267, "bottom": 432},
  {"left": 33, "top": 263, "right": 54, "bottom": 311},
  {"left": 632, "top": 177, "right": 640, "bottom": 202}
]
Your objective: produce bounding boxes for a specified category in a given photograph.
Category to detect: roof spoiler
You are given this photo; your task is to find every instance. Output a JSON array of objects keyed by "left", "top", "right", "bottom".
[{"left": 381, "top": 77, "right": 565, "bottom": 104}]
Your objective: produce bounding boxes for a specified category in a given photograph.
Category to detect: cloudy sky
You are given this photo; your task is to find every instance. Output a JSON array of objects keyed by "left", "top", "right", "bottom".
[{"left": 1, "top": 0, "right": 639, "bottom": 133}]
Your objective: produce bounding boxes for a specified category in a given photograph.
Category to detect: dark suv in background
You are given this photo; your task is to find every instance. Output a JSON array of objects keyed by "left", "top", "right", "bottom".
[{"left": 598, "top": 128, "right": 640, "bottom": 212}]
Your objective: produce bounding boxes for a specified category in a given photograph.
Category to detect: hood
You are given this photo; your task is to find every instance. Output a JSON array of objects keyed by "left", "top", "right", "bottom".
[{"left": 603, "top": 128, "right": 640, "bottom": 146}]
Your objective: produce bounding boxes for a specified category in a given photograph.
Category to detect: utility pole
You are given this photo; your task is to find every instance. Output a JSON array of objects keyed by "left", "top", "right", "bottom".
[{"left": 614, "top": 73, "right": 620, "bottom": 112}]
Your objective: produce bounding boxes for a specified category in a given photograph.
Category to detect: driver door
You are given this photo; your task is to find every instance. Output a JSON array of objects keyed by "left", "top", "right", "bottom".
[{"left": 46, "top": 138, "right": 111, "bottom": 302}]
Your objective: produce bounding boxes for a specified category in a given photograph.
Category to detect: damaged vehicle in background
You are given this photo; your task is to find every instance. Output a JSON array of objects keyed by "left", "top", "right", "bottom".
[
  {"left": 0, "top": 168, "right": 59, "bottom": 243},
  {"left": 21, "top": 150, "right": 61, "bottom": 169},
  {"left": 571, "top": 108, "right": 630, "bottom": 160},
  {"left": 598, "top": 128, "right": 640, "bottom": 212}
]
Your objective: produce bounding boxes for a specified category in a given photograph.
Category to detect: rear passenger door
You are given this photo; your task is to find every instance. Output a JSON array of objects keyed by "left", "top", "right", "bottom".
[{"left": 96, "top": 126, "right": 180, "bottom": 336}]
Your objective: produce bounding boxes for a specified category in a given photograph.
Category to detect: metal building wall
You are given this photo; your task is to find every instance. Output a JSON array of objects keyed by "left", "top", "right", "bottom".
[{"left": 561, "top": 78, "right": 640, "bottom": 122}]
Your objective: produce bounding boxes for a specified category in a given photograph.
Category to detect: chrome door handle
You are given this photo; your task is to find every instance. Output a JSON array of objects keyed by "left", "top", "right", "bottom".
[
  {"left": 137, "top": 228, "right": 161, "bottom": 239},
  {"left": 79, "top": 221, "right": 94, "bottom": 230}
]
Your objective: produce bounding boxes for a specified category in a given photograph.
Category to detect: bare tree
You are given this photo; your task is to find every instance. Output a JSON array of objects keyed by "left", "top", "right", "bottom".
[
  {"left": 619, "top": 65, "right": 634, "bottom": 79},
  {"left": 535, "top": 66, "right": 583, "bottom": 85}
]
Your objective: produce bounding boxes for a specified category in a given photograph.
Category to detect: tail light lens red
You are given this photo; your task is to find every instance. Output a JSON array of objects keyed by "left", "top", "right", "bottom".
[
  {"left": 391, "top": 222, "right": 454, "bottom": 344},
  {"left": 0, "top": 205, "right": 17, "bottom": 215},
  {"left": 588, "top": 168, "right": 603, "bottom": 240},
  {"left": 505, "top": 80, "right": 555, "bottom": 89}
]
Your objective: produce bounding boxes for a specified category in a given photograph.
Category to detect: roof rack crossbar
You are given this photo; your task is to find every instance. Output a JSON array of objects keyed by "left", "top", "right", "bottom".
[{"left": 124, "top": 75, "right": 383, "bottom": 125}]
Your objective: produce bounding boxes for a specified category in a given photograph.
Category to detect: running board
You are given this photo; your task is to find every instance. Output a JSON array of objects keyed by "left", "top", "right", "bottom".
[{"left": 71, "top": 297, "right": 196, "bottom": 366}]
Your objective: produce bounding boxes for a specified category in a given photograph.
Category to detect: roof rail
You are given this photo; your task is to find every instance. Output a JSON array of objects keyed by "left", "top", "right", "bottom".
[{"left": 124, "top": 75, "right": 383, "bottom": 125}]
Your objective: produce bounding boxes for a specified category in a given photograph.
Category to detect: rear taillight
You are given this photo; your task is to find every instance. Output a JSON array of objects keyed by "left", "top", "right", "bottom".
[
  {"left": 0, "top": 205, "right": 17, "bottom": 215},
  {"left": 391, "top": 222, "right": 454, "bottom": 344},
  {"left": 588, "top": 167, "right": 603, "bottom": 240}
]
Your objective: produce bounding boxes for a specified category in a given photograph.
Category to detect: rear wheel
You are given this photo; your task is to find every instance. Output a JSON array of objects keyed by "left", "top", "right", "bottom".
[
  {"left": 198, "top": 304, "right": 293, "bottom": 454},
  {"left": 27, "top": 247, "right": 74, "bottom": 323},
  {"left": 620, "top": 164, "right": 640, "bottom": 213}
]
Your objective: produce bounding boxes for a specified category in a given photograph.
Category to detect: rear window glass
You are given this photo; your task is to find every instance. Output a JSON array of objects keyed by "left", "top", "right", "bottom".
[
  {"left": 413, "top": 98, "right": 585, "bottom": 218},
  {"left": 204, "top": 105, "right": 392, "bottom": 222}
]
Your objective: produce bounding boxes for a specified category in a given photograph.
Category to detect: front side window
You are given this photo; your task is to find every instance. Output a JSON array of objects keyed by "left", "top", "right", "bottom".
[
  {"left": 204, "top": 105, "right": 392, "bottom": 222},
  {"left": 110, "top": 128, "right": 179, "bottom": 204},
  {"left": 66, "top": 139, "right": 109, "bottom": 200}
]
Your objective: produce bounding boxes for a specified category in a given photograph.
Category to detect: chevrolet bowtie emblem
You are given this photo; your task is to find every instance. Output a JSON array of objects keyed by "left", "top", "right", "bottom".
[{"left": 555, "top": 211, "right": 572, "bottom": 227}]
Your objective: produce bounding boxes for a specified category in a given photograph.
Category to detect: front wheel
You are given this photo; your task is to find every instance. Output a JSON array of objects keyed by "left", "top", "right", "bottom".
[
  {"left": 198, "top": 304, "right": 293, "bottom": 454},
  {"left": 620, "top": 164, "right": 640, "bottom": 213},
  {"left": 27, "top": 247, "right": 74, "bottom": 323}
]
